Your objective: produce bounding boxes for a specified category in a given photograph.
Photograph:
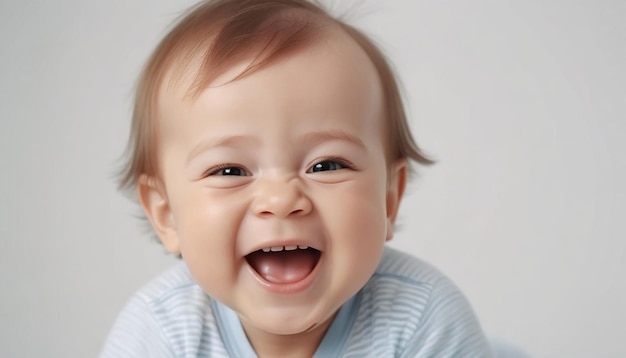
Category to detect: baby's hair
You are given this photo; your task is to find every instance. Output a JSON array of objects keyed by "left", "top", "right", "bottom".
[{"left": 118, "top": 0, "right": 433, "bottom": 194}]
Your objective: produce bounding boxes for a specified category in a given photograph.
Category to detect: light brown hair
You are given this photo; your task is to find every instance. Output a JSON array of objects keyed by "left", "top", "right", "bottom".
[{"left": 118, "top": 0, "right": 433, "bottom": 193}]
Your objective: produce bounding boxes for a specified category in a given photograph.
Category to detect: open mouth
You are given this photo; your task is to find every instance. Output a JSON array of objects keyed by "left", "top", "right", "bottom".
[{"left": 245, "top": 245, "right": 321, "bottom": 284}]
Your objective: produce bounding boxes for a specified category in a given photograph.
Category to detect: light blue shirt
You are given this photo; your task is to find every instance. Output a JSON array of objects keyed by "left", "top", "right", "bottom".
[{"left": 101, "top": 247, "right": 493, "bottom": 357}]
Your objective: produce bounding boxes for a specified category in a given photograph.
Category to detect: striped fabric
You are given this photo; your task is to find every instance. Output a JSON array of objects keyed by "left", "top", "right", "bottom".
[{"left": 101, "top": 247, "right": 493, "bottom": 357}]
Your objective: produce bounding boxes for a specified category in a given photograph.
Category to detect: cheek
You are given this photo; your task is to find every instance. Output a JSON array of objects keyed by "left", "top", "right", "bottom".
[
  {"left": 169, "top": 188, "right": 248, "bottom": 293},
  {"left": 323, "top": 177, "right": 389, "bottom": 247},
  {"left": 318, "top": 181, "right": 388, "bottom": 296},
  {"left": 171, "top": 185, "right": 248, "bottom": 237}
]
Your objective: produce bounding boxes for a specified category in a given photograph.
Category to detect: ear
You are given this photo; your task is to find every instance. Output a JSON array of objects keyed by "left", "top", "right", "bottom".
[
  {"left": 385, "top": 160, "right": 407, "bottom": 241},
  {"left": 137, "top": 175, "right": 181, "bottom": 254}
]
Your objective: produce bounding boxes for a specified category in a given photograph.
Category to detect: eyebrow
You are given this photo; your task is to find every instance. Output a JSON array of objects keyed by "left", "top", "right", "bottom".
[
  {"left": 185, "top": 130, "right": 366, "bottom": 165},
  {"left": 186, "top": 135, "right": 259, "bottom": 165},
  {"left": 299, "top": 130, "right": 366, "bottom": 149}
]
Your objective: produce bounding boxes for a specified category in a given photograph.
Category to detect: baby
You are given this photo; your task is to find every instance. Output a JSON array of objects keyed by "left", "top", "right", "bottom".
[{"left": 102, "top": 0, "right": 492, "bottom": 356}]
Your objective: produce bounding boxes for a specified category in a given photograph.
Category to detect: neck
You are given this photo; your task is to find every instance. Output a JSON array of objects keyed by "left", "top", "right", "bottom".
[{"left": 241, "top": 318, "right": 334, "bottom": 358}]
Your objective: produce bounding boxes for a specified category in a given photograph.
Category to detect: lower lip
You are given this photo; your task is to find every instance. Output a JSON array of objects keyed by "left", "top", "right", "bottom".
[{"left": 246, "top": 254, "right": 323, "bottom": 294}]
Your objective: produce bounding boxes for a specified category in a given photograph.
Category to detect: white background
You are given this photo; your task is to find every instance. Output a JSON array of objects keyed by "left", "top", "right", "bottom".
[{"left": 1, "top": 0, "right": 624, "bottom": 357}]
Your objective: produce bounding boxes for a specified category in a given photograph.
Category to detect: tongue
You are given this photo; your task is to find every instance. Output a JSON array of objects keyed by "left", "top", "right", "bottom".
[{"left": 247, "top": 249, "right": 319, "bottom": 284}]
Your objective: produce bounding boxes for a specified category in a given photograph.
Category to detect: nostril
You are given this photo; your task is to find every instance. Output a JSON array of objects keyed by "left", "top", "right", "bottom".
[
  {"left": 290, "top": 209, "right": 304, "bottom": 215},
  {"left": 258, "top": 209, "right": 304, "bottom": 217}
]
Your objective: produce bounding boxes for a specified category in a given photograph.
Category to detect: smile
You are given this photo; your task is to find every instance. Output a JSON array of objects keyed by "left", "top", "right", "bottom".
[{"left": 245, "top": 245, "right": 322, "bottom": 289}]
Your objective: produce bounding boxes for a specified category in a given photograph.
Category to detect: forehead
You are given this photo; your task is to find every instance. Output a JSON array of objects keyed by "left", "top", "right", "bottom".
[{"left": 156, "top": 25, "right": 384, "bottom": 143}]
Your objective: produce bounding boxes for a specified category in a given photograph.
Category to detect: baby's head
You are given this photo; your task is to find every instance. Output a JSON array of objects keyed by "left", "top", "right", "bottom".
[
  {"left": 118, "top": 0, "right": 432, "bottom": 352},
  {"left": 119, "top": 0, "right": 431, "bottom": 193}
]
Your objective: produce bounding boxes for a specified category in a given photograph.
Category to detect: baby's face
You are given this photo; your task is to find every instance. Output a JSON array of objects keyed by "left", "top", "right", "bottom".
[{"left": 145, "top": 29, "right": 405, "bottom": 343}]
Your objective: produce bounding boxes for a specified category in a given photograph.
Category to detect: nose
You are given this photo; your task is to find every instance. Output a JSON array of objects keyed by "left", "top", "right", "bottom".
[{"left": 251, "top": 175, "right": 312, "bottom": 218}]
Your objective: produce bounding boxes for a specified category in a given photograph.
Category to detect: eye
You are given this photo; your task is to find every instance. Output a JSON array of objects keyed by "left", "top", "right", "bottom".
[
  {"left": 205, "top": 165, "right": 249, "bottom": 177},
  {"left": 307, "top": 158, "right": 351, "bottom": 173}
]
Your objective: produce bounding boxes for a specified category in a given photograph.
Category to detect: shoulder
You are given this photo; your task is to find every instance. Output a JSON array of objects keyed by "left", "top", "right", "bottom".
[
  {"left": 356, "top": 246, "right": 453, "bottom": 335},
  {"left": 374, "top": 245, "right": 446, "bottom": 288},
  {"left": 364, "top": 246, "right": 453, "bottom": 316},
  {"left": 343, "top": 247, "right": 493, "bottom": 357},
  {"left": 100, "top": 262, "right": 228, "bottom": 358},
  {"left": 134, "top": 260, "right": 207, "bottom": 310}
]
